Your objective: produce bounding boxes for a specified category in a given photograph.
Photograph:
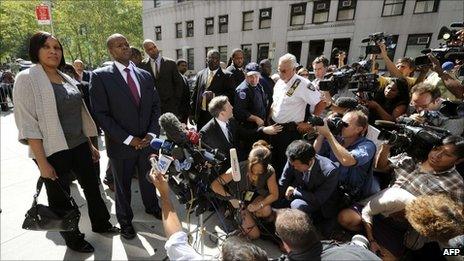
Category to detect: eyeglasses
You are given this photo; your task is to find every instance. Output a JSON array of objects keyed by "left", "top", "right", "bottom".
[{"left": 299, "top": 73, "right": 309, "bottom": 77}]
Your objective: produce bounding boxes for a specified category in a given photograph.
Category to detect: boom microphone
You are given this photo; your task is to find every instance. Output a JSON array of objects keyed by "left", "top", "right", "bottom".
[
  {"left": 230, "top": 148, "right": 241, "bottom": 182},
  {"left": 159, "top": 113, "right": 188, "bottom": 145}
]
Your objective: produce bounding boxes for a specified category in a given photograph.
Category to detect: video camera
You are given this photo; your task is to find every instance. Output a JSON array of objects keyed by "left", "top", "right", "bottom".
[
  {"left": 361, "top": 32, "right": 396, "bottom": 55},
  {"left": 414, "top": 22, "right": 464, "bottom": 67},
  {"left": 375, "top": 120, "right": 451, "bottom": 161},
  {"left": 319, "top": 60, "right": 379, "bottom": 97},
  {"left": 151, "top": 113, "right": 226, "bottom": 216}
]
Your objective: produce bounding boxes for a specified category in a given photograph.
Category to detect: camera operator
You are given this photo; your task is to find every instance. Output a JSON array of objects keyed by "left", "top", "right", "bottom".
[
  {"left": 360, "top": 77, "right": 410, "bottom": 124},
  {"left": 423, "top": 54, "right": 464, "bottom": 101},
  {"left": 378, "top": 43, "right": 424, "bottom": 89},
  {"left": 314, "top": 111, "right": 378, "bottom": 205},
  {"left": 274, "top": 140, "right": 339, "bottom": 237},
  {"left": 407, "top": 82, "right": 464, "bottom": 136},
  {"left": 375, "top": 135, "right": 464, "bottom": 205},
  {"left": 148, "top": 169, "right": 269, "bottom": 260},
  {"left": 273, "top": 208, "right": 380, "bottom": 261},
  {"left": 211, "top": 141, "right": 278, "bottom": 239}
]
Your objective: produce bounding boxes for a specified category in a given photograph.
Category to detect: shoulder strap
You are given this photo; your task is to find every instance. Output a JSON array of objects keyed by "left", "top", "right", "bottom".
[{"left": 32, "top": 178, "right": 78, "bottom": 209}]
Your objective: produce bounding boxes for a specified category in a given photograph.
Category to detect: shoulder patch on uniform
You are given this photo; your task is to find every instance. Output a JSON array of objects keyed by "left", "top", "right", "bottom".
[
  {"left": 239, "top": 91, "right": 247, "bottom": 99},
  {"left": 307, "top": 82, "right": 316, "bottom": 91}
]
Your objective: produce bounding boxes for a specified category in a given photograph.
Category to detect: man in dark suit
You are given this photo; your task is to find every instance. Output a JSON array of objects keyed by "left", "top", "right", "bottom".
[
  {"left": 176, "top": 59, "right": 191, "bottom": 124},
  {"left": 275, "top": 140, "right": 339, "bottom": 237},
  {"left": 140, "top": 39, "right": 184, "bottom": 118},
  {"left": 191, "top": 49, "right": 234, "bottom": 130},
  {"left": 225, "top": 48, "right": 245, "bottom": 88},
  {"left": 200, "top": 95, "right": 282, "bottom": 174},
  {"left": 90, "top": 34, "right": 162, "bottom": 240}
]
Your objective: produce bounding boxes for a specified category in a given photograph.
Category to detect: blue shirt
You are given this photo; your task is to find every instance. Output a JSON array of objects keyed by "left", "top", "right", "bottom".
[
  {"left": 319, "top": 136, "right": 376, "bottom": 195},
  {"left": 233, "top": 81, "right": 268, "bottom": 123}
]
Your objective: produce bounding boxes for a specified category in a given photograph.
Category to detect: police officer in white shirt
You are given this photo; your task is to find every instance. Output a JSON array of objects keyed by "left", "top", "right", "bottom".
[{"left": 270, "top": 53, "right": 325, "bottom": 176}]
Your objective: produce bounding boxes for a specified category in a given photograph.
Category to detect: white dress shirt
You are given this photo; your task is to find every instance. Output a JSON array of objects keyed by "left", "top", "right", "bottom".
[
  {"left": 150, "top": 56, "right": 162, "bottom": 78},
  {"left": 215, "top": 118, "right": 231, "bottom": 142}
]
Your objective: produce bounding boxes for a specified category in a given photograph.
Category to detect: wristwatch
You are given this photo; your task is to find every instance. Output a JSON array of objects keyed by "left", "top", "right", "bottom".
[{"left": 259, "top": 203, "right": 264, "bottom": 209}]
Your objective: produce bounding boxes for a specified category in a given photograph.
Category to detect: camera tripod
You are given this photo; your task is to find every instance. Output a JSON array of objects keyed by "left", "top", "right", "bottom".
[{"left": 187, "top": 210, "right": 226, "bottom": 257}]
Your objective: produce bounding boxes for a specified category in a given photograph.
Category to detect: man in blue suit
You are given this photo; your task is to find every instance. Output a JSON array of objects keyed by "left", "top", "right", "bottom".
[
  {"left": 275, "top": 140, "right": 339, "bottom": 237},
  {"left": 90, "top": 34, "right": 161, "bottom": 239}
]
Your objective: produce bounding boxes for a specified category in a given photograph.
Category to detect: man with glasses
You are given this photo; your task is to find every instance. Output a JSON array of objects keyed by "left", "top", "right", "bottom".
[
  {"left": 314, "top": 110, "right": 378, "bottom": 204},
  {"left": 406, "top": 82, "right": 464, "bottom": 136}
]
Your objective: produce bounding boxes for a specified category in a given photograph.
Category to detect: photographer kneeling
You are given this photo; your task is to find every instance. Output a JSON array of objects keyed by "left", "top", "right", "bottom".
[
  {"left": 211, "top": 141, "right": 279, "bottom": 239},
  {"left": 148, "top": 166, "right": 269, "bottom": 260},
  {"left": 314, "top": 110, "right": 378, "bottom": 207}
]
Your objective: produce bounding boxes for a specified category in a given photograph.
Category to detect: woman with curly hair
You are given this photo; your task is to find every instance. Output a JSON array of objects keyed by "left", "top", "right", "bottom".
[
  {"left": 211, "top": 140, "right": 278, "bottom": 239},
  {"left": 405, "top": 194, "right": 464, "bottom": 243}
]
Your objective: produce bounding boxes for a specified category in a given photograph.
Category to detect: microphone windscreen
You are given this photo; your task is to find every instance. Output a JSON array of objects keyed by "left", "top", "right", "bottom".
[
  {"left": 230, "top": 148, "right": 241, "bottom": 182},
  {"left": 150, "top": 138, "right": 164, "bottom": 150},
  {"left": 159, "top": 113, "right": 188, "bottom": 145}
]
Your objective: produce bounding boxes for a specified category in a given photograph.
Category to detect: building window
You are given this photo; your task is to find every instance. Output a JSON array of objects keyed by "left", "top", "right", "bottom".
[
  {"left": 414, "top": 0, "right": 439, "bottom": 14},
  {"left": 404, "top": 33, "right": 432, "bottom": 58},
  {"left": 177, "top": 0, "right": 186, "bottom": 3},
  {"left": 153, "top": 0, "right": 160, "bottom": 8},
  {"left": 313, "top": 0, "right": 330, "bottom": 24},
  {"left": 290, "top": 3, "right": 306, "bottom": 26},
  {"left": 176, "top": 23, "right": 182, "bottom": 38},
  {"left": 381, "top": 0, "right": 405, "bottom": 17},
  {"left": 155, "top": 26, "right": 162, "bottom": 41},
  {"left": 186, "top": 21, "right": 194, "bottom": 37},
  {"left": 257, "top": 43, "right": 269, "bottom": 62},
  {"left": 241, "top": 44, "right": 252, "bottom": 65},
  {"left": 205, "top": 17, "right": 214, "bottom": 35},
  {"left": 337, "top": 0, "right": 357, "bottom": 21},
  {"left": 218, "top": 46, "right": 228, "bottom": 64},
  {"left": 259, "top": 8, "right": 272, "bottom": 29},
  {"left": 205, "top": 46, "right": 214, "bottom": 58},
  {"left": 187, "top": 48, "right": 194, "bottom": 70},
  {"left": 242, "top": 11, "right": 253, "bottom": 31},
  {"left": 176, "top": 49, "right": 183, "bottom": 60},
  {"left": 219, "top": 15, "right": 228, "bottom": 34}
]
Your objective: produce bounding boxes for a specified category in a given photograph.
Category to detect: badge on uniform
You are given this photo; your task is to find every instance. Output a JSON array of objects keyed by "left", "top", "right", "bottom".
[
  {"left": 307, "top": 82, "right": 316, "bottom": 91},
  {"left": 239, "top": 91, "right": 247, "bottom": 100},
  {"left": 244, "top": 191, "right": 254, "bottom": 202},
  {"left": 286, "top": 79, "right": 301, "bottom": 97}
]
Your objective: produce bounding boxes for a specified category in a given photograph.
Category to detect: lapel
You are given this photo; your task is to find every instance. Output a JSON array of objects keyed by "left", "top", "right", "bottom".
[
  {"left": 202, "top": 68, "right": 209, "bottom": 89},
  {"left": 210, "top": 68, "right": 222, "bottom": 89},
  {"left": 159, "top": 57, "right": 164, "bottom": 76},
  {"left": 213, "top": 119, "right": 231, "bottom": 146},
  {"left": 307, "top": 158, "right": 321, "bottom": 188},
  {"left": 133, "top": 66, "right": 149, "bottom": 109},
  {"left": 110, "top": 64, "right": 139, "bottom": 109}
]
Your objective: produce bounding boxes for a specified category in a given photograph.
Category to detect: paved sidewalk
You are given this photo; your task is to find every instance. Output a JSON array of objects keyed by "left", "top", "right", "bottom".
[{"left": 0, "top": 111, "right": 281, "bottom": 260}]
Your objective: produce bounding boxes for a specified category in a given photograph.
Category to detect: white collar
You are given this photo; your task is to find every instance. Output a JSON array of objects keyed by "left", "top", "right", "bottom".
[
  {"left": 215, "top": 118, "right": 228, "bottom": 127},
  {"left": 208, "top": 67, "right": 219, "bottom": 75},
  {"left": 114, "top": 60, "right": 135, "bottom": 73}
]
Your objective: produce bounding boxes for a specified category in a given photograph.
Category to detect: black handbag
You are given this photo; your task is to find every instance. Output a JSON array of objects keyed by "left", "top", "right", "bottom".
[{"left": 22, "top": 178, "right": 80, "bottom": 232}]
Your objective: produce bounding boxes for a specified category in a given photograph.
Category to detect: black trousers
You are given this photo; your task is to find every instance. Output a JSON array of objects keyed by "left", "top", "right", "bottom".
[
  {"left": 40, "top": 142, "right": 111, "bottom": 244},
  {"left": 110, "top": 152, "right": 159, "bottom": 227},
  {"left": 270, "top": 126, "right": 302, "bottom": 178}
]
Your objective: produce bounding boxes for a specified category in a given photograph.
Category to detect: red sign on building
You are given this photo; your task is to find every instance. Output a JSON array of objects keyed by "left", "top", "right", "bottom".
[{"left": 35, "top": 4, "right": 51, "bottom": 25}]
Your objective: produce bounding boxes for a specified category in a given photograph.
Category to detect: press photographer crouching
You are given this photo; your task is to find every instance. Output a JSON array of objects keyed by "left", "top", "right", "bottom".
[
  {"left": 376, "top": 135, "right": 464, "bottom": 205},
  {"left": 274, "top": 140, "right": 339, "bottom": 237},
  {"left": 148, "top": 168, "right": 269, "bottom": 260},
  {"left": 314, "top": 110, "right": 378, "bottom": 208},
  {"left": 405, "top": 82, "right": 464, "bottom": 136},
  {"left": 211, "top": 141, "right": 279, "bottom": 239}
]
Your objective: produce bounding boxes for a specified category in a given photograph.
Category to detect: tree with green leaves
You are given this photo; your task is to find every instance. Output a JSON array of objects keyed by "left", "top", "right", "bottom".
[{"left": 0, "top": 0, "right": 143, "bottom": 68}]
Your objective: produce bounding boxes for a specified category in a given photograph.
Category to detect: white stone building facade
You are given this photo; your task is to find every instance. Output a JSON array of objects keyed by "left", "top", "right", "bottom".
[{"left": 142, "top": 0, "right": 463, "bottom": 73}]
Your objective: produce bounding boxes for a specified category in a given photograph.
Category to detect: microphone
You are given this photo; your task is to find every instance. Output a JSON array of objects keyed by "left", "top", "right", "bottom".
[
  {"left": 374, "top": 120, "right": 398, "bottom": 128},
  {"left": 230, "top": 148, "right": 241, "bottom": 182},
  {"left": 159, "top": 113, "right": 188, "bottom": 145}
]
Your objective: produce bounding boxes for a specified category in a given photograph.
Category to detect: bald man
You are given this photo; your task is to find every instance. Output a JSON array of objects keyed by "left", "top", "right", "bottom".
[{"left": 140, "top": 39, "right": 184, "bottom": 118}]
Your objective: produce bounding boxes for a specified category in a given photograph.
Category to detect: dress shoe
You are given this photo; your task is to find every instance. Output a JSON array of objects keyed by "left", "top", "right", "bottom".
[
  {"left": 66, "top": 239, "right": 95, "bottom": 253},
  {"left": 92, "top": 225, "right": 120, "bottom": 234},
  {"left": 121, "top": 225, "right": 136, "bottom": 239},
  {"left": 103, "top": 178, "right": 115, "bottom": 192},
  {"left": 145, "top": 209, "right": 162, "bottom": 220}
]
